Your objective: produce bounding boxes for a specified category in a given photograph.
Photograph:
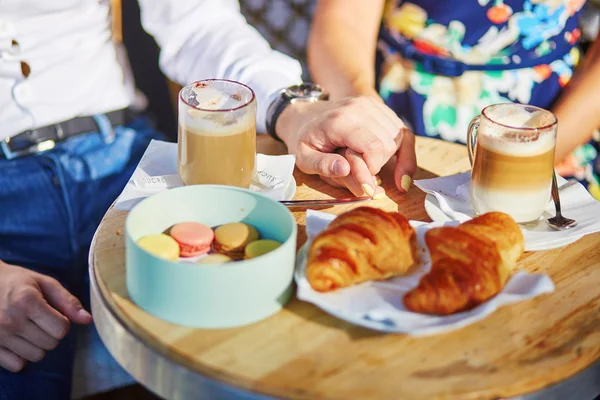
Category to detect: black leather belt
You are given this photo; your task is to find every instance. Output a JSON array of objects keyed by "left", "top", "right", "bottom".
[{"left": 1, "top": 108, "right": 137, "bottom": 160}]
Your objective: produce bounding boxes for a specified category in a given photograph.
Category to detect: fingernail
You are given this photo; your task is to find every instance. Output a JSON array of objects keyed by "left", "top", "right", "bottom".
[
  {"left": 79, "top": 309, "right": 92, "bottom": 319},
  {"left": 401, "top": 175, "right": 412, "bottom": 192},
  {"left": 375, "top": 175, "right": 382, "bottom": 186},
  {"left": 362, "top": 183, "right": 375, "bottom": 197},
  {"left": 373, "top": 190, "right": 386, "bottom": 200},
  {"left": 332, "top": 160, "right": 344, "bottom": 176}
]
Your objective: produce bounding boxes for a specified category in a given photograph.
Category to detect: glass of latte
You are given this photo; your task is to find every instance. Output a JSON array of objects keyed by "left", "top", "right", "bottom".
[
  {"left": 467, "top": 103, "right": 557, "bottom": 224},
  {"left": 178, "top": 79, "right": 256, "bottom": 188}
]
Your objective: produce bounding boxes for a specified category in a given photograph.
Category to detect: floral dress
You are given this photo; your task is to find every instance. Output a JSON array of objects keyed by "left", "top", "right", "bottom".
[{"left": 377, "top": 0, "right": 600, "bottom": 200}]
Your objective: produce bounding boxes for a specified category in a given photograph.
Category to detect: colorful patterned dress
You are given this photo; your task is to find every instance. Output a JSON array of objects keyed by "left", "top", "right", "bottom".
[{"left": 377, "top": 0, "right": 600, "bottom": 199}]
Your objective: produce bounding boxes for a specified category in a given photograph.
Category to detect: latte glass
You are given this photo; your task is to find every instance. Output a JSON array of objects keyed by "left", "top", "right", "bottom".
[
  {"left": 178, "top": 79, "right": 256, "bottom": 188},
  {"left": 467, "top": 103, "right": 557, "bottom": 224}
]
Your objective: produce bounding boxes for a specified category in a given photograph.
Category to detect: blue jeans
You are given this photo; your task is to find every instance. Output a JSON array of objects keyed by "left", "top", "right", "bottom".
[{"left": 0, "top": 116, "right": 163, "bottom": 399}]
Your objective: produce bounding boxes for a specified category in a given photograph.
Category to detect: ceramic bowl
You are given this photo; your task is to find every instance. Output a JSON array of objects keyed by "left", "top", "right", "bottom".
[{"left": 125, "top": 185, "right": 297, "bottom": 328}]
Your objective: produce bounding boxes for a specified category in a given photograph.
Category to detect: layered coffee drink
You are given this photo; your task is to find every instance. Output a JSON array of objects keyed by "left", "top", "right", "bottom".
[
  {"left": 468, "top": 105, "right": 557, "bottom": 224},
  {"left": 178, "top": 80, "right": 256, "bottom": 188}
]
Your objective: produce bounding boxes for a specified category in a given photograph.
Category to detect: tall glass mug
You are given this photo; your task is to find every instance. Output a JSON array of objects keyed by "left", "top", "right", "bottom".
[
  {"left": 467, "top": 103, "right": 557, "bottom": 224},
  {"left": 178, "top": 79, "right": 256, "bottom": 188}
]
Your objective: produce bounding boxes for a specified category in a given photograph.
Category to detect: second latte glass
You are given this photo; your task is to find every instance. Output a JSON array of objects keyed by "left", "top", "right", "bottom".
[{"left": 467, "top": 103, "right": 557, "bottom": 224}]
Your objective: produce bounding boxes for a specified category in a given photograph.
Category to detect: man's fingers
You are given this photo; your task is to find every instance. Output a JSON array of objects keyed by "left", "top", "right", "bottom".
[
  {"left": 344, "top": 149, "right": 377, "bottom": 196},
  {"left": 319, "top": 176, "right": 345, "bottom": 188},
  {"left": 296, "top": 145, "right": 350, "bottom": 177},
  {"left": 322, "top": 114, "right": 388, "bottom": 169},
  {"left": 4, "top": 336, "right": 45, "bottom": 363},
  {"left": 0, "top": 347, "right": 25, "bottom": 373},
  {"left": 20, "top": 321, "right": 59, "bottom": 350},
  {"left": 27, "top": 293, "right": 70, "bottom": 340},
  {"left": 37, "top": 276, "right": 92, "bottom": 325},
  {"left": 394, "top": 129, "right": 417, "bottom": 193}
]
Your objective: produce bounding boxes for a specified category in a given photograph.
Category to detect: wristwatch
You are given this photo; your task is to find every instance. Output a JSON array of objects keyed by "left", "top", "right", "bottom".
[{"left": 266, "top": 83, "right": 329, "bottom": 141}]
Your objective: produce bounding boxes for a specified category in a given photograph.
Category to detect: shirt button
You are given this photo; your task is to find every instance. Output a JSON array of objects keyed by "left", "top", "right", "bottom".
[{"left": 13, "top": 82, "right": 32, "bottom": 103}]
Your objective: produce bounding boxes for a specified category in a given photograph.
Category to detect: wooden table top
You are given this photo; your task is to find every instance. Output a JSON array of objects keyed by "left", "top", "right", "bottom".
[{"left": 92, "top": 136, "right": 600, "bottom": 400}]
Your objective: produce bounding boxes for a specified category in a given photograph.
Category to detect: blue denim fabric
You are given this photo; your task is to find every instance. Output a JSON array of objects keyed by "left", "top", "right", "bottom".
[{"left": 0, "top": 116, "right": 164, "bottom": 400}]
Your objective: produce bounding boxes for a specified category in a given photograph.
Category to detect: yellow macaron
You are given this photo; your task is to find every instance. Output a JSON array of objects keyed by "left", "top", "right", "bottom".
[
  {"left": 214, "top": 222, "right": 259, "bottom": 259},
  {"left": 244, "top": 239, "right": 281, "bottom": 259},
  {"left": 137, "top": 233, "right": 180, "bottom": 261},
  {"left": 196, "top": 254, "right": 233, "bottom": 265}
]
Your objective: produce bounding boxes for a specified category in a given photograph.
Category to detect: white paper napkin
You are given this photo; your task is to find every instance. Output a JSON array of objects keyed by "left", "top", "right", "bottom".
[
  {"left": 295, "top": 210, "right": 555, "bottom": 336},
  {"left": 414, "top": 172, "right": 600, "bottom": 250},
  {"left": 114, "top": 139, "right": 296, "bottom": 210}
]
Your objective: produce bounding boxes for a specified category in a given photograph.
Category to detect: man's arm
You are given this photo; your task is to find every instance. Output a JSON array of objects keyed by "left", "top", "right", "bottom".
[
  {"left": 136, "top": 0, "right": 303, "bottom": 133},
  {"left": 553, "top": 36, "right": 600, "bottom": 163},
  {"left": 308, "top": 0, "right": 385, "bottom": 100},
  {"left": 137, "top": 0, "right": 415, "bottom": 195}
]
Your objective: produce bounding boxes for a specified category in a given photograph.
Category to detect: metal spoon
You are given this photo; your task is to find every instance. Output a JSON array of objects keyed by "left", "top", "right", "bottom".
[{"left": 546, "top": 171, "right": 577, "bottom": 230}]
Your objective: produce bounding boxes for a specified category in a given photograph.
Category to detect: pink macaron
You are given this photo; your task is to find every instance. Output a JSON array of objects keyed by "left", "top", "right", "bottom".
[{"left": 169, "top": 222, "right": 214, "bottom": 257}]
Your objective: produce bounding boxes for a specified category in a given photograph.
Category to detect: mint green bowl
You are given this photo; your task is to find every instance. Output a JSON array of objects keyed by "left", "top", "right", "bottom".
[{"left": 125, "top": 185, "right": 297, "bottom": 328}]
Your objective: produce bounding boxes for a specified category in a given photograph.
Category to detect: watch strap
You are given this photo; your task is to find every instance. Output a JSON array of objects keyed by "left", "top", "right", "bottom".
[{"left": 266, "top": 90, "right": 290, "bottom": 142}]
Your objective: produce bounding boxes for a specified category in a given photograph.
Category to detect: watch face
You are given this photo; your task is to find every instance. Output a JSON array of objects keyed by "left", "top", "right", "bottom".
[{"left": 285, "top": 83, "right": 326, "bottom": 100}]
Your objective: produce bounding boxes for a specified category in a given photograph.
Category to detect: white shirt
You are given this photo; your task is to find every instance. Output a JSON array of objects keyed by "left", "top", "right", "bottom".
[{"left": 0, "top": 0, "right": 303, "bottom": 140}]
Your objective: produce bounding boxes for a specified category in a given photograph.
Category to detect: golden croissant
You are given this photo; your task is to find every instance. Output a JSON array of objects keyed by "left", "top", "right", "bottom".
[
  {"left": 403, "top": 212, "right": 525, "bottom": 315},
  {"left": 306, "top": 207, "right": 417, "bottom": 292}
]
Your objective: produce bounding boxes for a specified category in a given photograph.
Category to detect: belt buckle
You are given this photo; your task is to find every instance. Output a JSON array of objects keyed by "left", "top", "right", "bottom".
[{"left": 1, "top": 127, "right": 59, "bottom": 160}]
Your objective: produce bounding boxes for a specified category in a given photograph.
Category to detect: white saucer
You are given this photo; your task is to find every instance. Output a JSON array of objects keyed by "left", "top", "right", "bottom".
[
  {"left": 284, "top": 176, "right": 297, "bottom": 201},
  {"left": 424, "top": 194, "right": 583, "bottom": 252}
]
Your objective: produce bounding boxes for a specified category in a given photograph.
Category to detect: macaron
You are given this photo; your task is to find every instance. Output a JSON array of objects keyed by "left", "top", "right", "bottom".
[
  {"left": 213, "top": 222, "right": 259, "bottom": 260},
  {"left": 137, "top": 234, "right": 180, "bottom": 261},
  {"left": 244, "top": 239, "right": 281, "bottom": 259},
  {"left": 196, "top": 254, "right": 233, "bottom": 265},
  {"left": 169, "top": 222, "right": 214, "bottom": 257}
]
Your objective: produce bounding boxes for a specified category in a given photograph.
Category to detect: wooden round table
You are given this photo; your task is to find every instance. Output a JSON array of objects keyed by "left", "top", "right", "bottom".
[{"left": 90, "top": 136, "right": 600, "bottom": 400}]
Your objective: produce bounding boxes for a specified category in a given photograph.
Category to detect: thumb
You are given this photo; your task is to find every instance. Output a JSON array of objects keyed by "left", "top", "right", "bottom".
[
  {"left": 296, "top": 146, "right": 350, "bottom": 178},
  {"left": 394, "top": 130, "right": 417, "bottom": 193},
  {"left": 38, "top": 276, "right": 92, "bottom": 324}
]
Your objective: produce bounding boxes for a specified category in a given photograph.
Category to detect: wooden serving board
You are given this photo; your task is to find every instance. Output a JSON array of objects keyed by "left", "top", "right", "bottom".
[{"left": 92, "top": 136, "right": 600, "bottom": 400}]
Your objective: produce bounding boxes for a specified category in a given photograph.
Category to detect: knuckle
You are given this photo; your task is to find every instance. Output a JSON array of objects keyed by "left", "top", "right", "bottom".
[
  {"left": 323, "top": 111, "right": 344, "bottom": 131},
  {"left": 57, "top": 319, "right": 70, "bottom": 339},
  {"left": 13, "top": 289, "right": 37, "bottom": 312},
  {"left": 316, "top": 158, "right": 331, "bottom": 175},
  {"left": 366, "top": 138, "right": 384, "bottom": 153},
  {"left": 0, "top": 314, "right": 17, "bottom": 333}
]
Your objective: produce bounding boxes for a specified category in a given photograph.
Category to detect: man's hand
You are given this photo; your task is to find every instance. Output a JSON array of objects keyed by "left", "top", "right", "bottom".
[
  {"left": 276, "top": 96, "right": 416, "bottom": 196},
  {"left": 0, "top": 261, "right": 92, "bottom": 372}
]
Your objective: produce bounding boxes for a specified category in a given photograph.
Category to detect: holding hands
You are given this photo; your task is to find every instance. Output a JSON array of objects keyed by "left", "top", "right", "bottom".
[{"left": 276, "top": 95, "right": 417, "bottom": 197}]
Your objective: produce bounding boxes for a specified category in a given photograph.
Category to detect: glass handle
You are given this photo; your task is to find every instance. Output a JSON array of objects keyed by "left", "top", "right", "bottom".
[{"left": 466, "top": 115, "right": 480, "bottom": 166}]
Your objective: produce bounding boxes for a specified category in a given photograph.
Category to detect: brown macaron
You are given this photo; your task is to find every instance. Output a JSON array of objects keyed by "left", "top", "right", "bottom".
[{"left": 213, "top": 222, "right": 259, "bottom": 260}]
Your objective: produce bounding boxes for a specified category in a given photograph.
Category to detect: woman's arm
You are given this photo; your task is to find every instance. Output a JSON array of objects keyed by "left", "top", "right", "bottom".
[
  {"left": 308, "top": 0, "right": 385, "bottom": 100},
  {"left": 553, "top": 36, "right": 600, "bottom": 163}
]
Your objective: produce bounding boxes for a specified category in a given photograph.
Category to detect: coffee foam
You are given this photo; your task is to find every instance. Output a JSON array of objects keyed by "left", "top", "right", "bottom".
[
  {"left": 180, "top": 109, "right": 254, "bottom": 136},
  {"left": 191, "top": 85, "right": 248, "bottom": 111},
  {"left": 478, "top": 110, "right": 556, "bottom": 156},
  {"left": 479, "top": 126, "right": 555, "bottom": 157}
]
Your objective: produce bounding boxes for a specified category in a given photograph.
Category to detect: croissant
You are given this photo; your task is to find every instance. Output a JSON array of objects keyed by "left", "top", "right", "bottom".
[
  {"left": 306, "top": 207, "right": 417, "bottom": 292},
  {"left": 403, "top": 212, "right": 524, "bottom": 315}
]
